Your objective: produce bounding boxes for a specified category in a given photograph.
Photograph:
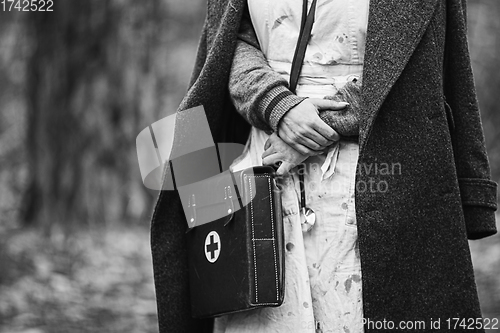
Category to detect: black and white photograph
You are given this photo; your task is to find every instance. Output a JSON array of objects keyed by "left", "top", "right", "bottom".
[{"left": 0, "top": 0, "right": 499, "bottom": 332}]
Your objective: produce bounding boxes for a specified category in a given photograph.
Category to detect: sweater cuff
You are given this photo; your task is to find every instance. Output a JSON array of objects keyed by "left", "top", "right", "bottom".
[
  {"left": 260, "top": 85, "right": 306, "bottom": 132},
  {"left": 458, "top": 178, "right": 498, "bottom": 239}
]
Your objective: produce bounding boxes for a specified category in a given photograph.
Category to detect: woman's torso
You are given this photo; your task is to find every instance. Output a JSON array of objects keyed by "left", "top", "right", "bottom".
[{"left": 248, "top": 0, "right": 370, "bottom": 98}]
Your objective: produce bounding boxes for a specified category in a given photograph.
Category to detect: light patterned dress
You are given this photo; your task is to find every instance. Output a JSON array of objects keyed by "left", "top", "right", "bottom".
[{"left": 215, "top": 0, "right": 369, "bottom": 332}]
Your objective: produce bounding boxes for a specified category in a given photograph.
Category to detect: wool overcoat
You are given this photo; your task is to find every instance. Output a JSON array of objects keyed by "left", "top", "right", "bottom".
[{"left": 150, "top": 0, "right": 498, "bottom": 332}]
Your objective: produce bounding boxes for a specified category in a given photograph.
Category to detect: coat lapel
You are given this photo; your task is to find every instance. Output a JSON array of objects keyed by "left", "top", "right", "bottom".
[{"left": 359, "top": 0, "right": 439, "bottom": 150}]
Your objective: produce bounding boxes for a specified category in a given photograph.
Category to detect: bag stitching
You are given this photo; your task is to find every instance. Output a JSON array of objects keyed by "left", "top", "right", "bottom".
[
  {"left": 266, "top": 175, "right": 280, "bottom": 302},
  {"left": 248, "top": 174, "right": 280, "bottom": 304},
  {"left": 248, "top": 175, "right": 259, "bottom": 303}
]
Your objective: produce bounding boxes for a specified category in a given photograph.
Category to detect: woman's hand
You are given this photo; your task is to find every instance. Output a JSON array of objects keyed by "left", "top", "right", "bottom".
[
  {"left": 262, "top": 132, "right": 318, "bottom": 176},
  {"left": 277, "top": 98, "right": 347, "bottom": 155},
  {"left": 321, "top": 80, "right": 362, "bottom": 136}
]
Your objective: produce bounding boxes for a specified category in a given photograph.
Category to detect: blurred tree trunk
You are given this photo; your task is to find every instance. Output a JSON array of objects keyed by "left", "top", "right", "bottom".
[
  {"left": 18, "top": 0, "right": 206, "bottom": 230},
  {"left": 22, "top": 1, "right": 112, "bottom": 229}
]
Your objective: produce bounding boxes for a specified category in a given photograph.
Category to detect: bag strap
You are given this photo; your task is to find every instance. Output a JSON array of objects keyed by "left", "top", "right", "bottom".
[{"left": 289, "top": 0, "right": 317, "bottom": 212}]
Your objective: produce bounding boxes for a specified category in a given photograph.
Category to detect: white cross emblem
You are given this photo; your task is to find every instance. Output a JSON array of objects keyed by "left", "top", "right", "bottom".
[{"left": 205, "top": 231, "right": 221, "bottom": 263}]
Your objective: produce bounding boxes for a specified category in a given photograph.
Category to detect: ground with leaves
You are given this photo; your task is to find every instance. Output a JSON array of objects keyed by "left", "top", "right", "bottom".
[
  {"left": 0, "top": 226, "right": 158, "bottom": 333},
  {"left": 0, "top": 221, "right": 498, "bottom": 333}
]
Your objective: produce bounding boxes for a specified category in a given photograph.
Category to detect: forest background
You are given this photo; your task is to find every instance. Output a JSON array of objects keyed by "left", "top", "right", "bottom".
[{"left": 0, "top": 0, "right": 499, "bottom": 332}]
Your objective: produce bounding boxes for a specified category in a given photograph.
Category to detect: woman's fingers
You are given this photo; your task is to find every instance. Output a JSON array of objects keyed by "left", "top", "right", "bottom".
[
  {"left": 262, "top": 133, "right": 310, "bottom": 175},
  {"left": 309, "top": 98, "right": 349, "bottom": 111},
  {"left": 262, "top": 144, "right": 276, "bottom": 158},
  {"left": 306, "top": 99, "right": 345, "bottom": 141},
  {"left": 282, "top": 124, "right": 336, "bottom": 149},
  {"left": 262, "top": 152, "right": 283, "bottom": 168},
  {"left": 279, "top": 100, "right": 339, "bottom": 149},
  {"left": 263, "top": 132, "right": 284, "bottom": 158},
  {"left": 288, "top": 130, "right": 324, "bottom": 151},
  {"left": 300, "top": 125, "right": 333, "bottom": 147},
  {"left": 280, "top": 123, "right": 332, "bottom": 152},
  {"left": 299, "top": 115, "right": 339, "bottom": 144},
  {"left": 264, "top": 138, "right": 272, "bottom": 150},
  {"left": 276, "top": 161, "right": 295, "bottom": 176},
  {"left": 310, "top": 119, "right": 340, "bottom": 142},
  {"left": 280, "top": 131, "right": 319, "bottom": 155},
  {"left": 262, "top": 153, "right": 297, "bottom": 176}
]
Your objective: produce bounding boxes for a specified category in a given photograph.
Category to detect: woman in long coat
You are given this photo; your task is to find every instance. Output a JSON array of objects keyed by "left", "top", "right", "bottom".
[{"left": 150, "top": 0, "right": 498, "bottom": 332}]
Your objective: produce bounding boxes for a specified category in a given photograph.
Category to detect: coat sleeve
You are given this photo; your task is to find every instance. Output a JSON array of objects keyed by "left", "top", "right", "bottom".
[{"left": 444, "top": 0, "right": 497, "bottom": 239}]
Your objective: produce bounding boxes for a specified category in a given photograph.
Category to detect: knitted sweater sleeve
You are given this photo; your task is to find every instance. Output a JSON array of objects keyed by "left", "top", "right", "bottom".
[
  {"left": 229, "top": 5, "right": 362, "bottom": 136},
  {"left": 229, "top": 5, "right": 306, "bottom": 133}
]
